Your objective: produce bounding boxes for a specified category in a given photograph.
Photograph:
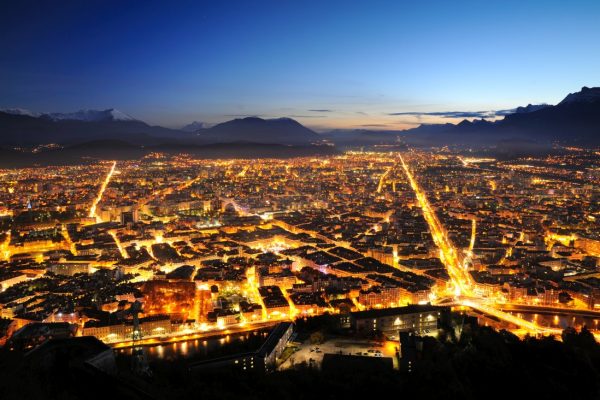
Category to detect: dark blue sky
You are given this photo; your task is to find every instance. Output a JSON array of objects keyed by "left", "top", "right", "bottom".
[{"left": 1, "top": 0, "right": 599, "bottom": 130}]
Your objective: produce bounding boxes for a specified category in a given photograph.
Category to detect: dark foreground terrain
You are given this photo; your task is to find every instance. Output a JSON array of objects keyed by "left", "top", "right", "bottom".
[{"left": 0, "top": 324, "right": 598, "bottom": 400}]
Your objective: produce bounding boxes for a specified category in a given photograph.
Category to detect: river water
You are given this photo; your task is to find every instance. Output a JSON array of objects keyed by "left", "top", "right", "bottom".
[
  {"left": 510, "top": 311, "right": 600, "bottom": 331},
  {"left": 115, "top": 311, "right": 599, "bottom": 362},
  {"left": 115, "top": 329, "right": 271, "bottom": 361}
]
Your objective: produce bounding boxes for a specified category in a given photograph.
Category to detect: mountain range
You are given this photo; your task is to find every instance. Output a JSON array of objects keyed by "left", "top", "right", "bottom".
[
  {"left": 0, "top": 111, "right": 323, "bottom": 146},
  {"left": 395, "top": 86, "right": 600, "bottom": 147},
  {"left": 1, "top": 86, "right": 599, "bottom": 151},
  {"left": 320, "top": 87, "right": 600, "bottom": 149}
]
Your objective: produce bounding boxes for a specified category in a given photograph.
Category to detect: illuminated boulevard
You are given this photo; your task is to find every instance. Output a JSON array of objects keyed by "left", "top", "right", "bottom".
[
  {"left": 89, "top": 161, "right": 117, "bottom": 222},
  {"left": 399, "top": 154, "right": 563, "bottom": 336},
  {"left": 2, "top": 152, "right": 598, "bottom": 351}
]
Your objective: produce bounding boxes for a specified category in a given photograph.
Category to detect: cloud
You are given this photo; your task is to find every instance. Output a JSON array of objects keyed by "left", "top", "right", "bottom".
[
  {"left": 357, "top": 123, "right": 391, "bottom": 127},
  {"left": 223, "top": 114, "right": 264, "bottom": 118},
  {"left": 308, "top": 109, "right": 333, "bottom": 112},
  {"left": 387, "top": 109, "right": 515, "bottom": 119},
  {"left": 290, "top": 115, "right": 327, "bottom": 118}
]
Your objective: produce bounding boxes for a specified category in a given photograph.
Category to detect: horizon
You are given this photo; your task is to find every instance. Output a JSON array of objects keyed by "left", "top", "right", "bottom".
[
  {"left": 0, "top": 85, "right": 591, "bottom": 133},
  {"left": 2, "top": 0, "right": 600, "bottom": 131},
  {"left": 1, "top": 2, "right": 600, "bottom": 398}
]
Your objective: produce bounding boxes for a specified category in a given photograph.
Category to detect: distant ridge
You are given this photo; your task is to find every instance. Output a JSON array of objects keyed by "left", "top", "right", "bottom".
[
  {"left": 559, "top": 86, "right": 600, "bottom": 105},
  {"left": 1, "top": 86, "right": 599, "bottom": 149},
  {"left": 42, "top": 108, "right": 136, "bottom": 122},
  {"left": 396, "top": 86, "right": 600, "bottom": 147},
  {"left": 181, "top": 121, "right": 205, "bottom": 132},
  {"left": 197, "top": 117, "right": 321, "bottom": 145},
  {"left": 0, "top": 112, "right": 320, "bottom": 146},
  {"left": 0, "top": 110, "right": 188, "bottom": 146}
]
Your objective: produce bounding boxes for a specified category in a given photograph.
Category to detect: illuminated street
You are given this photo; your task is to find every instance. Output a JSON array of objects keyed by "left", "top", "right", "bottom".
[
  {"left": 1, "top": 2, "right": 600, "bottom": 398},
  {"left": 89, "top": 161, "right": 117, "bottom": 222},
  {"left": 0, "top": 151, "right": 598, "bottom": 347}
]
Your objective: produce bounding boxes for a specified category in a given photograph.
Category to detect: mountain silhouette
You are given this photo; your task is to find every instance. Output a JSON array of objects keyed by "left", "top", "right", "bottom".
[
  {"left": 0, "top": 111, "right": 187, "bottom": 145},
  {"left": 1, "top": 87, "right": 599, "bottom": 148},
  {"left": 399, "top": 86, "right": 600, "bottom": 146},
  {"left": 196, "top": 117, "right": 320, "bottom": 144}
]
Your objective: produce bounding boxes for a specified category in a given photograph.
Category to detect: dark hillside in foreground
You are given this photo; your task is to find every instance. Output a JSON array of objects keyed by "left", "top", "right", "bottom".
[{"left": 0, "top": 325, "right": 597, "bottom": 400}]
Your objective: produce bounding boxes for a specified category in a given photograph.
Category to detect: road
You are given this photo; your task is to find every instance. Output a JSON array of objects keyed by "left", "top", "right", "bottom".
[
  {"left": 399, "top": 155, "right": 473, "bottom": 296},
  {"left": 399, "top": 154, "right": 565, "bottom": 335},
  {"left": 89, "top": 161, "right": 117, "bottom": 222},
  {"left": 110, "top": 319, "right": 282, "bottom": 349}
]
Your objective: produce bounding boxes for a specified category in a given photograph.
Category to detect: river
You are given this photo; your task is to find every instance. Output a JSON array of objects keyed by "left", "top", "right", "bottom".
[{"left": 114, "top": 329, "right": 271, "bottom": 361}]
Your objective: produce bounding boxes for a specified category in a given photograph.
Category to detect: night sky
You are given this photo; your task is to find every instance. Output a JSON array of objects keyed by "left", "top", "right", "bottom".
[{"left": 1, "top": 0, "right": 599, "bottom": 130}]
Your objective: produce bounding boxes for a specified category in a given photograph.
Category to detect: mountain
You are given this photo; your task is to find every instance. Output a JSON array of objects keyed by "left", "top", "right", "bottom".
[
  {"left": 400, "top": 86, "right": 600, "bottom": 147},
  {"left": 197, "top": 117, "right": 321, "bottom": 145},
  {"left": 493, "top": 86, "right": 600, "bottom": 145},
  {"left": 0, "top": 108, "right": 41, "bottom": 118},
  {"left": 559, "top": 86, "right": 600, "bottom": 105},
  {"left": 2, "top": 87, "right": 598, "bottom": 150},
  {"left": 0, "top": 111, "right": 321, "bottom": 147},
  {"left": 0, "top": 111, "right": 334, "bottom": 165},
  {"left": 513, "top": 104, "right": 549, "bottom": 114},
  {"left": 0, "top": 110, "right": 187, "bottom": 146},
  {"left": 42, "top": 108, "right": 136, "bottom": 122},
  {"left": 181, "top": 121, "right": 205, "bottom": 132}
]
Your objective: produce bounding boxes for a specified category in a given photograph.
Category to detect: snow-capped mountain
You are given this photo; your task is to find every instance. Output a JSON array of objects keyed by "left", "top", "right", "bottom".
[
  {"left": 0, "top": 108, "right": 183, "bottom": 145},
  {"left": 42, "top": 108, "right": 137, "bottom": 122},
  {"left": 181, "top": 121, "right": 205, "bottom": 132},
  {"left": 0, "top": 108, "right": 41, "bottom": 117}
]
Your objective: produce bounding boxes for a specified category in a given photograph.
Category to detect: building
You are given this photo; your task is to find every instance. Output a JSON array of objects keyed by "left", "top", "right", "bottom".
[
  {"left": 189, "top": 321, "right": 294, "bottom": 373},
  {"left": 47, "top": 262, "right": 91, "bottom": 276},
  {"left": 348, "top": 304, "right": 448, "bottom": 338},
  {"left": 121, "top": 210, "right": 139, "bottom": 225},
  {"left": 81, "top": 315, "right": 171, "bottom": 343},
  {"left": 256, "top": 321, "right": 294, "bottom": 370},
  {"left": 0, "top": 272, "right": 29, "bottom": 292},
  {"left": 7, "top": 322, "right": 77, "bottom": 350}
]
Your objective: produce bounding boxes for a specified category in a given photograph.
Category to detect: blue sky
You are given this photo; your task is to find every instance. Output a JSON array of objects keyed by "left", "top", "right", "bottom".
[{"left": 1, "top": 0, "right": 599, "bottom": 130}]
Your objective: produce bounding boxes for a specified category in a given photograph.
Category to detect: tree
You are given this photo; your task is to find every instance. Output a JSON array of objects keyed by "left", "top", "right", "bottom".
[{"left": 310, "top": 331, "right": 325, "bottom": 344}]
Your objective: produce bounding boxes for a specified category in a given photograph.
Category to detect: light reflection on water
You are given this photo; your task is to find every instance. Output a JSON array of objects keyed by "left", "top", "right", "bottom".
[
  {"left": 116, "top": 330, "right": 269, "bottom": 361},
  {"left": 513, "top": 312, "right": 599, "bottom": 331}
]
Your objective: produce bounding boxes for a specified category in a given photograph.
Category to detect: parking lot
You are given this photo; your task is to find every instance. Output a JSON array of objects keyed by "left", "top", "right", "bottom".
[{"left": 279, "top": 337, "right": 399, "bottom": 370}]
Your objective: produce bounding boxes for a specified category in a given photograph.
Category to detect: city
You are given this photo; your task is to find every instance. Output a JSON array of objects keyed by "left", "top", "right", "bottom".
[
  {"left": 1, "top": 150, "right": 598, "bottom": 345},
  {"left": 2, "top": 0, "right": 600, "bottom": 399}
]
